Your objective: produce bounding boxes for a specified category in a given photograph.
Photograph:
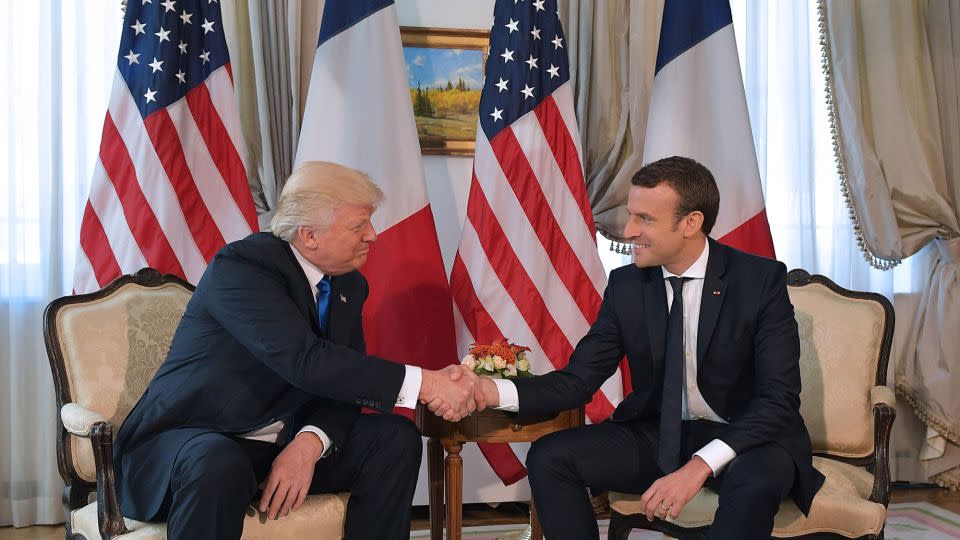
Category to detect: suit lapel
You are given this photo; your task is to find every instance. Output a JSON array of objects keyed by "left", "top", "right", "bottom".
[
  {"left": 642, "top": 267, "right": 669, "bottom": 378},
  {"left": 326, "top": 276, "right": 353, "bottom": 343},
  {"left": 283, "top": 243, "right": 322, "bottom": 334},
  {"left": 697, "top": 239, "right": 727, "bottom": 368}
]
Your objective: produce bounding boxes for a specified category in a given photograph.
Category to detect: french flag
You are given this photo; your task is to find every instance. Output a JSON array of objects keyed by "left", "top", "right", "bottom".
[
  {"left": 295, "top": 1, "right": 460, "bottom": 393},
  {"left": 644, "top": 0, "right": 775, "bottom": 257}
]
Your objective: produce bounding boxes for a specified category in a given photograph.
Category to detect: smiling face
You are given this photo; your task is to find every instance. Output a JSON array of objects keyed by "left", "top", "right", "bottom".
[
  {"left": 294, "top": 204, "right": 377, "bottom": 275},
  {"left": 623, "top": 183, "right": 705, "bottom": 274}
]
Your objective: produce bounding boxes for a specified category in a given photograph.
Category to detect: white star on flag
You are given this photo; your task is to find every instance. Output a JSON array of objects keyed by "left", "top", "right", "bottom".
[
  {"left": 533, "top": 0, "right": 545, "bottom": 12},
  {"left": 175, "top": 70, "right": 186, "bottom": 84},
  {"left": 178, "top": 41, "right": 188, "bottom": 54},
  {"left": 525, "top": 54, "right": 538, "bottom": 70},
  {"left": 199, "top": 49, "right": 211, "bottom": 63},
  {"left": 201, "top": 18, "right": 215, "bottom": 34},
  {"left": 500, "top": 48, "right": 514, "bottom": 63},
  {"left": 530, "top": 26, "right": 541, "bottom": 40},
  {"left": 179, "top": 10, "right": 193, "bottom": 24},
  {"left": 552, "top": 35, "right": 564, "bottom": 49},
  {"left": 161, "top": 0, "right": 176, "bottom": 12},
  {"left": 495, "top": 77, "right": 509, "bottom": 92},
  {"left": 124, "top": 50, "right": 140, "bottom": 65},
  {"left": 521, "top": 84, "right": 535, "bottom": 99},
  {"left": 505, "top": 18, "right": 519, "bottom": 33},
  {"left": 130, "top": 20, "right": 146, "bottom": 35},
  {"left": 148, "top": 57, "right": 164, "bottom": 73},
  {"left": 547, "top": 64, "right": 560, "bottom": 78},
  {"left": 491, "top": 107, "right": 504, "bottom": 121},
  {"left": 155, "top": 27, "right": 170, "bottom": 43},
  {"left": 143, "top": 87, "right": 157, "bottom": 103}
]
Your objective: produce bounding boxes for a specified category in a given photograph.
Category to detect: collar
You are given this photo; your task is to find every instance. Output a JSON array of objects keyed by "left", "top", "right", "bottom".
[
  {"left": 290, "top": 243, "right": 327, "bottom": 289},
  {"left": 661, "top": 239, "right": 709, "bottom": 280}
]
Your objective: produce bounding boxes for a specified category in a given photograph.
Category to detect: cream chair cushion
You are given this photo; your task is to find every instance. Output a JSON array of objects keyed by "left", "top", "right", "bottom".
[
  {"left": 609, "top": 457, "right": 885, "bottom": 537},
  {"left": 71, "top": 493, "right": 350, "bottom": 540},
  {"left": 789, "top": 283, "right": 885, "bottom": 459},
  {"left": 54, "top": 282, "right": 191, "bottom": 482}
]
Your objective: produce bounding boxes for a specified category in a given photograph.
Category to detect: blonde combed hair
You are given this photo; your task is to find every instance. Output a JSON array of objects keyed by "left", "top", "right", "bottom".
[{"left": 269, "top": 161, "right": 385, "bottom": 241}]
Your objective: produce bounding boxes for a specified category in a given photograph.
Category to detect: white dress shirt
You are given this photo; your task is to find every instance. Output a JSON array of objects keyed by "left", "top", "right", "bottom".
[
  {"left": 240, "top": 245, "right": 422, "bottom": 458},
  {"left": 492, "top": 241, "right": 737, "bottom": 475}
]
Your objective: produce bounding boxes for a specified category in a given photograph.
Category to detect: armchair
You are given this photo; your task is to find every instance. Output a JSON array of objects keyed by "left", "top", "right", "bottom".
[
  {"left": 44, "top": 268, "right": 349, "bottom": 539},
  {"left": 607, "top": 269, "right": 896, "bottom": 540}
]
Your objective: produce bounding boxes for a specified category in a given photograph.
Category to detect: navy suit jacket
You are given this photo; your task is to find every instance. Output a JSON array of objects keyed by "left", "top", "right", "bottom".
[
  {"left": 114, "top": 232, "right": 406, "bottom": 520},
  {"left": 513, "top": 238, "right": 824, "bottom": 513}
]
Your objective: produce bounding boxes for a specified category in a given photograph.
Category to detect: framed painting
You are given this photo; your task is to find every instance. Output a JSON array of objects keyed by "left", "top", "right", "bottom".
[{"left": 400, "top": 27, "right": 489, "bottom": 156}]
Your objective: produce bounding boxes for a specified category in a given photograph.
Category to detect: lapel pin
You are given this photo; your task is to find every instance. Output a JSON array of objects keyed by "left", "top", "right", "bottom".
[
  {"left": 340, "top": 294, "right": 347, "bottom": 303},
  {"left": 713, "top": 290, "right": 721, "bottom": 295}
]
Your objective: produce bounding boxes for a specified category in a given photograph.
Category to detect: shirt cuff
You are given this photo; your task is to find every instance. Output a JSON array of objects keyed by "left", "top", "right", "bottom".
[
  {"left": 693, "top": 439, "right": 737, "bottom": 476},
  {"left": 296, "top": 425, "right": 333, "bottom": 460},
  {"left": 395, "top": 365, "right": 422, "bottom": 409},
  {"left": 492, "top": 379, "right": 520, "bottom": 412}
]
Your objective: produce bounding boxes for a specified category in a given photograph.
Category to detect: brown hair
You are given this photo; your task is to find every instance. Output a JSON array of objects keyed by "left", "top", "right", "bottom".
[{"left": 631, "top": 156, "right": 720, "bottom": 235}]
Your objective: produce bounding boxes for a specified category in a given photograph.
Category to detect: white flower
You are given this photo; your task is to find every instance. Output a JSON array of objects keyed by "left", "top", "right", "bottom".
[
  {"left": 492, "top": 355, "right": 507, "bottom": 369},
  {"left": 505, "top": 364, "right": 518, "bottom": 377},
  {"left": 461, "top": 354, "right": 477, "bottom": 370},
  {"left": 481, "top": 358, "right": 495, "bottom": 371},
  {"left": 517, "top": 358, "right": 530, "bottom": 372}
]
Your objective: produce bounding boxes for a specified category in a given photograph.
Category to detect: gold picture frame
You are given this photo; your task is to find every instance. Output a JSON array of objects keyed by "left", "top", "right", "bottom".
[{"left": 400, "top": 27, "right": 490, "bottom": 157}]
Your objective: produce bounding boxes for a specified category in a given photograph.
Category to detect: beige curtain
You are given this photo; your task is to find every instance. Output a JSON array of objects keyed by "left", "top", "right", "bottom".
[
  {"left": 557, "top": 0, "right": 663, "bottom": 245},
  {"left": 822, "top": 0, "right": 960, "bottom": 487},
  {"left": 221, "top": 0, "right": 324, "bottom": 227}
]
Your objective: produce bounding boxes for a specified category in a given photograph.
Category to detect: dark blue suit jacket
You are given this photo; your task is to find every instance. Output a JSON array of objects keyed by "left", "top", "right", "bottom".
[
  {"left": 513, "top": 238, "right": 824, "bottom": 513},
  {"left": 114, "top": 232, "right": 406, "bottom": 520}
]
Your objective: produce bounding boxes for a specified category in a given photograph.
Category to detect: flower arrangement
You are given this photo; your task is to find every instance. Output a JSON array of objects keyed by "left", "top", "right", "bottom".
[{"left": 460, "top": 338, "right": 534, "bottom": 379}]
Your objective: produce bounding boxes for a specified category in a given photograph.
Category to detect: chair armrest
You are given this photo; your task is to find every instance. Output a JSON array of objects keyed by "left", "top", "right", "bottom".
[
  {"left": 61, "top": 403, "right": 108, "bottom": 437},
  {"left": 869, "top": 385, "right": 896, "bottom": 507},
  {"left": 89, "top": 422, "right": 129, "bottom": 540},
  {"left": 871, "top": 385, "right": 896, "bottom": 409}
]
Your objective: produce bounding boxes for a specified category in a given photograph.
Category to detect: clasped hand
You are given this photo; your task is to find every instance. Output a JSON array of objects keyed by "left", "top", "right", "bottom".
[{"left": 419, "top": 365, "right": 488, "bottom": 421}]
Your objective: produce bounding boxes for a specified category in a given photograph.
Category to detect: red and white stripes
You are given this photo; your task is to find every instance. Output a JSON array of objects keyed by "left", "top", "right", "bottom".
[
  {"left": 453, "top": 82, "right": 624, "bottom": 428},
  {"left": 75, "top": 65, "right": 256, "bottom": 292}
]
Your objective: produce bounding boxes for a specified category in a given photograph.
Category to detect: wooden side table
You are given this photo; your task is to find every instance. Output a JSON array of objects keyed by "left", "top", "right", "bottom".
[{"left": 416, "top": 405, "right": 584, "bottom": 540}]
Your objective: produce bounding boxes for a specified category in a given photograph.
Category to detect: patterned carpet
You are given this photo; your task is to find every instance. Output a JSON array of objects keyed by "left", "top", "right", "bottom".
[{"left": 409, "top": 502, "right": 960, "bottom": 539}]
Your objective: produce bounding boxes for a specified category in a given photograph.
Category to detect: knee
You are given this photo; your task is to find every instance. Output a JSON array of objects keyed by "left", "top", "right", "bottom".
[
  {"left": 526, "top": 433, "right": 569, "bottom": 477},
  {"left": 721, "top": 451, "right": 793, "bottom": 501},
  {"left": 173, "top": 439, "right": 256, "bottom": 497},
  {"left": 366, "top": 415, "right": 423, "bottom": 467}
]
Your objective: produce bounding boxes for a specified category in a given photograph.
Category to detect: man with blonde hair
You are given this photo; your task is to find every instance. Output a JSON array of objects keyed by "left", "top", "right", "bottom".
[{"left": 114, "top": 161, "right": 481, "bottom": 539}]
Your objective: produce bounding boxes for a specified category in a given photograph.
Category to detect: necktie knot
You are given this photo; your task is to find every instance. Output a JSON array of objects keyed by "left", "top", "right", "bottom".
[
  {"left": 666, "top": 276, "right": 691, "bottom": 295},
  {"left": 316, "top": 276, "right": 330, "bottom": 295}
]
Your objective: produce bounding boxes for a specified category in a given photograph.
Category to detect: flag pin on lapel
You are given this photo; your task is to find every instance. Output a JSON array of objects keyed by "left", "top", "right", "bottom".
[
  {"left": 340, "top": 294, "right": 347, "bottom": 303},
  {"left": 713, "top": 290, "right": 721, "bottom": 295}
]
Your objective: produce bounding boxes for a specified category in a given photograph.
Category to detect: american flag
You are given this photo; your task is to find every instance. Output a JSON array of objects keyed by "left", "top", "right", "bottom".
[
  {"left": 74, "top": 0, "right": 257, "bottom": 293},
  {"left": 451, "top": 0, "right": 624, "bottom": 483}
]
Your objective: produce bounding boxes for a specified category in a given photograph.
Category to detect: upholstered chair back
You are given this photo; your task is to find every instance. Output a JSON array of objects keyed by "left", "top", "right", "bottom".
[
  {"left": 45, "top": 270, "right": 193, "bottom": 484},
  {"left": 788, "top": 277, "right": 891, "bottom": 459}
]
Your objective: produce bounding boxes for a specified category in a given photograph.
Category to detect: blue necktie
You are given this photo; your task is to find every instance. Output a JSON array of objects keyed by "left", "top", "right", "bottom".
[
  {"left": 316, "top": 276, "right": 331, "bottom": 330},
  {"left": 658, "top": 276, "right": 691, "bottom": 473}
]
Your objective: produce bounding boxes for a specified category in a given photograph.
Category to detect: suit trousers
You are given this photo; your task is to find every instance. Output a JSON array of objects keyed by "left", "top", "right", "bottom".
[
  {"left": 526, "top": 419, "right": 796, "bottom": 540},
  {"left": 154, "top": 414, "right": 422, "bottom": 540}
]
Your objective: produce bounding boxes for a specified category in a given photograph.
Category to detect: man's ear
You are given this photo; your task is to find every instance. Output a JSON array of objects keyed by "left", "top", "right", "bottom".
[
  {"left": 683, "top": 212, "right": 705, "bottom": 238},
  {"left": 296, "top": 226, "right": 317, "bottom": 248}
]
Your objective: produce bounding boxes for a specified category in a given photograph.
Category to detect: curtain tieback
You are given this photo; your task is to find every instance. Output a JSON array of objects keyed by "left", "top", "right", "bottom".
[{"left": 935, "top": 236, "right": 960, "bottom": 264}]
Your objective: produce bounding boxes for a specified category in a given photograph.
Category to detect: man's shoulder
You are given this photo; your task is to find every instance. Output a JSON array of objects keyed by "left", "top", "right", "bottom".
[
  {"left": 201, "top": 232, "right": 298, "bottom": 284},
  {"left": 713, "top": 240, "right": 786, "bottom": 276}
]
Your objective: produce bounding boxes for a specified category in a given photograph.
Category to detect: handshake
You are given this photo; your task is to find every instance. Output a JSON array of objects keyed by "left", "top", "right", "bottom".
[{"left": 418, "top": 365, "right": 499, "bottom": 422}]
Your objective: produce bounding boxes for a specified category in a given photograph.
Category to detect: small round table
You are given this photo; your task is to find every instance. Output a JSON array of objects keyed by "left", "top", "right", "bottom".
[{"left": 416, "top": 405, "right": 584, "bottom": 540}]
